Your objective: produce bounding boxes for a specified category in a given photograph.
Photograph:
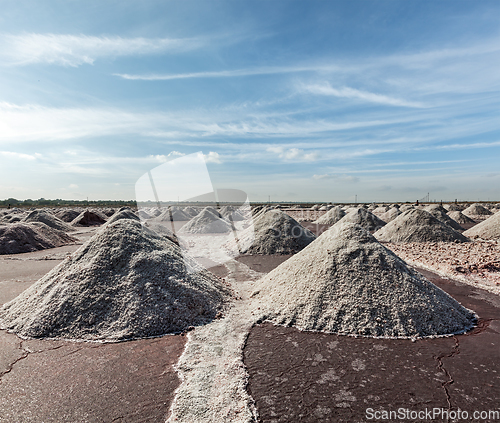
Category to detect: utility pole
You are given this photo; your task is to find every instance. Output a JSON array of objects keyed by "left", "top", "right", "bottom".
[{"left": 355, "top": 194, "right": 357, "bottom": 204}]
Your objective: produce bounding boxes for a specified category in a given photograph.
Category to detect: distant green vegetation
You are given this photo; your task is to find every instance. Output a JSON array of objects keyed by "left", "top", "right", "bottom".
[{"left": 0, "top": 198, "right": 137, "bottom": 208}]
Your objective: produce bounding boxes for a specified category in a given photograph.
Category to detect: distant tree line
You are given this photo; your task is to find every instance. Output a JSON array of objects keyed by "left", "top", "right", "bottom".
[{"left": 0, "top": 198, "right": 137, "bottom": 208}]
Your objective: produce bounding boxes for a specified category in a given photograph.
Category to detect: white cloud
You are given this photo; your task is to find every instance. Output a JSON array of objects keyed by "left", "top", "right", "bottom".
[
  {"left": 69, "top": 184, "right": 78, "bottom": 189},
  {"left": 0, "top": 33, "right": 202, "bottom": 67},
  {"left": 203, "top": 151, "right": 222, "bottom": 164},
  {"left": 301, "top": 83, "right": 424, "bottom": 108},
  {"left": 267, "top": 146, "right": 319, "bottom": 162},
  {"left": 0, "top": 151, "right": 40, "bottom": 160}
]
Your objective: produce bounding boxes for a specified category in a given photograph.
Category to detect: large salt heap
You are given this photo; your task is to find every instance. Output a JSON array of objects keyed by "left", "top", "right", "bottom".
[
  {"left": 55, "top": 209, "right": 81, "bottom": 223},
  {"left": 251, "top": 221, "right": 476, "bottom": 338},
  {"left": 237, "top": 209, "right": 315, "bottom": 255},
  {"left": 22, "top": 210, "right": 74, "bottom": 232},
  {"left": 374, "top": 209, "right": 469, "bottom": 243},
  {"left": 463, "top": 203, "right": 492, "bottom": 217},
  {"left": 425, "top": 208, "right": 464, "bottom": 231},
  {"left": 179, "top": 207, "right": 232, "bottom": 234},
  {"left": 463, "top": 212, "right": 500, "bottom": 240},
  {"left": 447, "top": 211, "right": 475, "bottom": 225},
  {"left": 105, "top": 209, "right": 140, "bottom": 226},
  {"left": 338, "top": 207, "right": 386, "bottom": 232},
  {"left": 313, "top": 206, "right": 345, "bottom": 225},
  {"left": 0, "top": 220, "right": 233, "bottom": 341},
  {"left": 0, "top": 223, "right": 77, "bottom": 255},
  {"left": 71, "top": 210, "right": 107, "bottom": 227}
]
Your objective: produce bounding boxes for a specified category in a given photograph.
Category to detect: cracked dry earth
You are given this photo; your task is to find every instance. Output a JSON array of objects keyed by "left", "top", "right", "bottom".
[{"left": 243, "top": 262, "right": 500, "bottom": 423}]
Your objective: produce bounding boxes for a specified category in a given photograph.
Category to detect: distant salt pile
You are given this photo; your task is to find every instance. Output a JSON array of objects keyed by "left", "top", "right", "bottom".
[
  {"left": 426, "top": 208, "right": 464, "bottom": 231},
  {"left": 399, "top": 204, "right": 414, "bottom": 212},
  {"left": 183, "top": 206, "right": 200, "bottom": 218},
  {"left": 0, "top": 223, "right": 77, "bottom": 255},
  {"left": 374, "top": 209, "right": 469, "bottom": 243},
  {"left": 71, "top": 210, "right": 106, "bottom": 227},
  {"left": 381, "top": 207, "right": 401, "bottom": 223},
  {"left": 338, "top": 207, "right": 386, "bottom": 232},
  {"left": 425, "top": 204, "right": 448, "bottom": 214},
  {"left": 219, "top": 205, "right": 244, "bottom": 222},
  {"left": 105, "top": 209, "right": 140, "bottom": 226},
  {"left": 22, "top": 210, "right": 74, "bottom": 232},
  {"left": 0, "top": 220, "right": 233, "bottom": 340},
  {"left": 463, "top": 203, "right": 492, "bottom": 217},
  {"left": 179, "top": 208, "right": 232, "bottom": 234},
  {"left": 251, "top": 221, "right": 476, "bottom": 338},
  {"left": 463, "top": 212, "right": 500, "bottom": 240},
  {"left": 237, "top": 209, "right": 315, "bottom": 255},
  {"left": 55, "top": 209, "right": 81, "bottom": 223},
  {"left": 447, "top": 211, "right": 475, "bottom": 225},
  {"left": 313, "top": 206, "right": 345, "bottom": 225},
  {"left": 138, "top": 209, "right": 152, "bottom": 220},
  {"left": 446, "top": 203, "right": 463, "bottom": 212}
]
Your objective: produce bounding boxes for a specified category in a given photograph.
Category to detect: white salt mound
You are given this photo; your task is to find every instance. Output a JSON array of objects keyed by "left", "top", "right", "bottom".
[
  {"left": 381, "top": 207, "right": 401, "bottom": 223},
  {"left": 71, "top": 210, "right": 107, "bottom": 227},
  {"left": 463, "top": 212, "right": 500, "bottom": 240},
  {"left": 447, "top": 211, "right": 475, "bottom": 225},
  {"left": 251, "top": 221, "right": 476, "bottom": 338},
  {"left": 237, "top": 209, "right": 315, "bottom": 255},
  {"left": 0, "top": 223, "right": 77, "bottom": 255},
  {"left": 313, "top": 206, "right": 345, "bottom": 225},
  {"left": 426, "top": 208, "right": 464, "bottom": 231},
  {"left": 374, "top": 209, "right": 469, "bottom": 243},
  {"left": 55, "top": 209, "right": 81, "bottom": 223},
  {"left": 143, "top": 220, "right": 179, "bottom": 245},
  {"left": 179, "top": 208, "right": 232, "bottom": 234},
  {"left": 338, "top": 207, "right": 386, "bottom": 232},
  {"left": 105, "top": 209, "right": 140, "bottom": 226},
  {"left": 445, "top": 203, "right": 464, "bottom": 212},
  {"left": 22, "top": 210, "right": 74, "bottom": 232},
  {"left": 0, "top": 220, "right": 233, "bottom": 341},
  {"left": 463, "top": 203, "right": 492, "bottom": 217}
]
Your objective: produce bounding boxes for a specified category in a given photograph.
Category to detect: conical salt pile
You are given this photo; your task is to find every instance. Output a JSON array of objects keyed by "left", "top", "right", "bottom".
[
  {"left": 338, "top": 207, "right": 386, "bottom": 232},
  {"left": 381, "top": 207, "right": 401, "bottom": 222},
  {"left": 445, "top": 203, "right": 463, "bottom": 212},
  {"left": 71, "top": 210, "right": 107, "bottom": 227},
  {"left": 251, "top": 221, "right": 476, "bottom": 338},
  {"left": 463, "top": 203, "right": 492, "bottom": 217},
  {"left": 0, "top": 223, "right": 77, "bottom": 255},
  {"left": 447, "top": 211, "right": 475, "bottom": 225},
  {"left": 55, "top": 209, "right": 81, "bottom": 223},
  {"left": 463, "top": 212, "right": 500, "bottom": 240},
  {"left": 374, "top": 209, "right": 469, "bottom": 243},
  {"left": 237, "top": 209, "right": 315, "bottom": 255},
  {"left": 179, "top": 208, "right": 232, "bottom": 234},
  {"left": 0, "top": 220, "right": 233, "bottom": 341},
  {"left": 425, "top": 204, "right": 448, "bottom": 214},
  {"left": 313, "top": 206, "right": 345, "bottom": 225},
  {"left": 22, "top": 210, "right": 74, "bottom": 232},
  {"left": 105, "top": 209, "right": 140, "bottom": 226},
  {"left": 426, "top": 208, "right": 464, "bottom": 231}
]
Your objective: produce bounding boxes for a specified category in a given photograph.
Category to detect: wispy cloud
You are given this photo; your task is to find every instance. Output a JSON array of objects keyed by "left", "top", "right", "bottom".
[
  {"left": 0, "top": 33, "right": 202, "bottom": 67},
  {"left": 114, "top": 64, "right": 343, "bottom": 81},
  {"left": 0, "top": 151, "right": 40, "bottom": 160},
  {"left": 300, "top": 83, "right": 425, "bottom": 108},
  {"left": 267, "top": 146, "right": 319, "bottom": 162}
]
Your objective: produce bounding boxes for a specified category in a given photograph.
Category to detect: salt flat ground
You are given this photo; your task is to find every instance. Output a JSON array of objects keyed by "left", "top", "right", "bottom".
[{"left": 0, "top": 218, "right": 499, "bottom": 422}]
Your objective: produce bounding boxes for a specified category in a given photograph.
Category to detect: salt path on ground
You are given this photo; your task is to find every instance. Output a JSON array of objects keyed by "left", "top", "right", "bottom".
[
  {"left": 463, "top": 211, "right": 500, "bottom": 240},
  {"left": 374, "top": 209, "right": 470, "bottom": 243},
  {"left": 250, "top": 221, "right": 477, "bottom": 338},
  {"left": 0, "top": 219, "right": 233, "bottom": 341},
  {"left": 236, "top": 209, "right": 316, "bottom": 255}
]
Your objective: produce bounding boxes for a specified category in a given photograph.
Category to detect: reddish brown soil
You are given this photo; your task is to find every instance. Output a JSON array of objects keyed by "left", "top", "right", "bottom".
[{"left": 244, "top": 267, "right": 500, "bottom": 422}]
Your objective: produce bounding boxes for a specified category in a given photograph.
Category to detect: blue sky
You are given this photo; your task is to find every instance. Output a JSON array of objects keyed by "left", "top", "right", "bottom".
[{"left": 1, "top": 0, "right": 499, "bottom": 203}]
